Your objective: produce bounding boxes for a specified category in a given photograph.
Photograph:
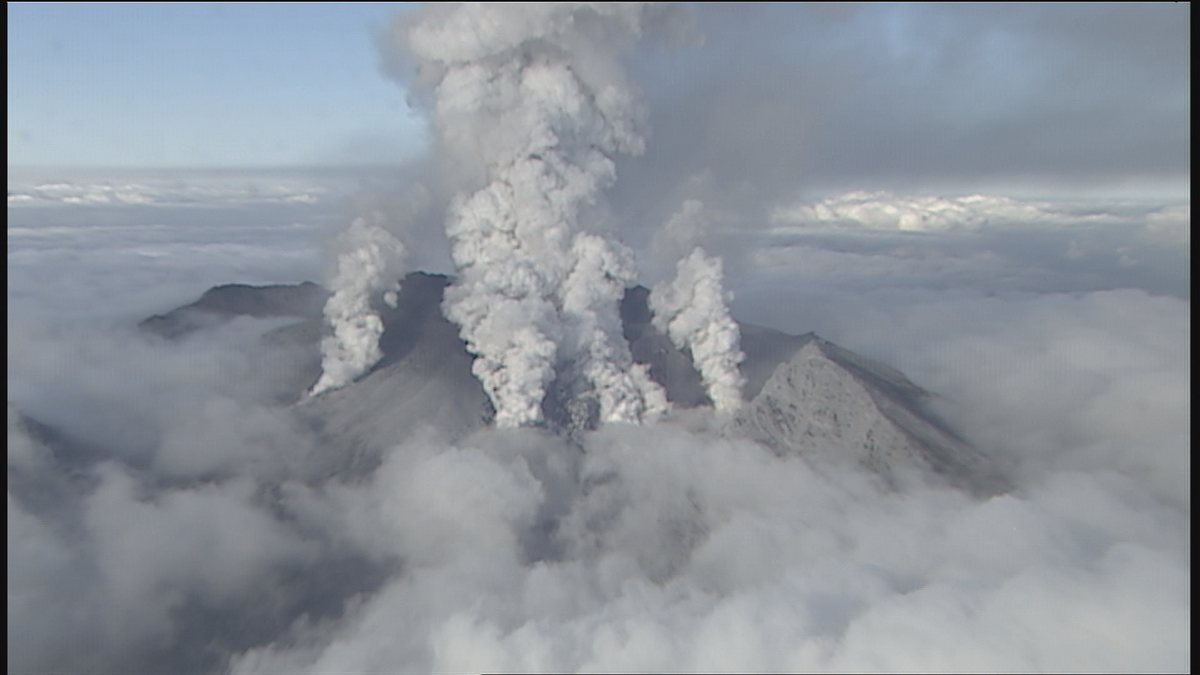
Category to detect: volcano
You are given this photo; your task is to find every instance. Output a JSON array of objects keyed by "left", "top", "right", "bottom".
[{"left": 135, "top": 272, "right": 1007, "bottom": 494}]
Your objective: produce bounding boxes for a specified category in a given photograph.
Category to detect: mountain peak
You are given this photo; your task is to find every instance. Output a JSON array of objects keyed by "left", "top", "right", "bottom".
[{"left": 732, "top": 336, "right": 1009, "bottom": 495}]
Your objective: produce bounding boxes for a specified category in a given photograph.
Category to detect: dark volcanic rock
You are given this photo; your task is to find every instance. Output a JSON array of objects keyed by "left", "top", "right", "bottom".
[{"left": 139, "top": 281, "right": 328, "bottom": 340}]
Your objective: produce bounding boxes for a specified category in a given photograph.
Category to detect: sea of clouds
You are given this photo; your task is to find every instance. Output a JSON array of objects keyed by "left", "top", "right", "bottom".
[
  {"left": 8, "top": 167, "right": 1189, "bottom": 675},
  {"left": 8, "top": 4, "right": 1189, "bottom": 674}
]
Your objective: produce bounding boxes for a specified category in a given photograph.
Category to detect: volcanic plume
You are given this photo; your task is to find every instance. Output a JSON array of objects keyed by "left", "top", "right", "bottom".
[
  {"left": 310, "top": 217, "right": 408, "bottom": 396},
  {"left": 387, "top": 3, "right": 715, "bottom": 428},
  {"left": 650, "top": 245, "right": 746, "bottom": 412}
]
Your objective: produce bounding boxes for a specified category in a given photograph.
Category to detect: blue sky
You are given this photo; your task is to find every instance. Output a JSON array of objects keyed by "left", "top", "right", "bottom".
[
  {"left": 7, "top": 2, "right": 424, "bottom": 168},
  {"left": 6, "top": 3, "right": 1189, "bottom": 199}
]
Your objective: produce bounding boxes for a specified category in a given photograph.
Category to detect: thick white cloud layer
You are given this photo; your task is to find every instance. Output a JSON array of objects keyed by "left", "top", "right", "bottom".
[
  {"left": 5, "top": 167, "right": 349, "bottom": 208},
  {"left": 771, "top": 191, "right": 1191, "bottom": 234},
  {"left": 9, "top": 175, "right": 1188, "bottom": 672},
  {"left": 227, "top": 422, "right": 1188, "bottom": 673},
  {"left": 5, "top": 169, "right": 349, "bottom": 322}
]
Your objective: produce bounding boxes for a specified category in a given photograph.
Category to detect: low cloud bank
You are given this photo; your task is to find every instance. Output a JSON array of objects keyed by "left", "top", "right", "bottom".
[{"left": 771, "top": 191, "right": 1189, "bottom": 234}]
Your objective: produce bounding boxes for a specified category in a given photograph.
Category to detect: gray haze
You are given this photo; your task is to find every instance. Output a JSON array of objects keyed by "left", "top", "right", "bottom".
[{"left": 610, "top": 2, "right": 1188, "bottom": 225}]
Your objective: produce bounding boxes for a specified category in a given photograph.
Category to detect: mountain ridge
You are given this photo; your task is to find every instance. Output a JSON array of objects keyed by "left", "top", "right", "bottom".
[{"left": 128, "top": 272, "right": 1008, "bottom": 495}]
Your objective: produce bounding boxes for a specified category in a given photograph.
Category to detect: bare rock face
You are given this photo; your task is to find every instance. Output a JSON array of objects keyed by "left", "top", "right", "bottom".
[{"left": 732, "top": 335, "right": 1009, "bottom": 495}]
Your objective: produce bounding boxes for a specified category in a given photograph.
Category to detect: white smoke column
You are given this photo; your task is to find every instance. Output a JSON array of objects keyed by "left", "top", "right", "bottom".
[
  {"left": 561, "top": 232, "right": 669, "bottom": 424},
  {"left": 650, "top": 246, "right": 746, "bottom": 412},
  {"left": 399, "top": 3, "right": 671, "bottom": 427},
  {"left": 309, "top": 217, "right": 408, "bottom": 396}
]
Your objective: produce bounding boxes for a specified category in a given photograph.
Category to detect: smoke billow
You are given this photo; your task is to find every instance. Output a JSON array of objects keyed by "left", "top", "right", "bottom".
[
  {"left": 651, "top": 245, "right": 746, "bottom": 412},
  {"left": 394, "top": 2, "right": 685, "bottom": 427},
  {"left": 310, "top": 216, "right": 409, "bottom": 396}
]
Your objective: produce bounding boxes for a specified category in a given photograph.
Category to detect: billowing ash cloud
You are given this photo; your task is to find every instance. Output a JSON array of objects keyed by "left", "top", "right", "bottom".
[
  {"left": 310, "top": 217, "right": 408, "bottom": 396},
  {"left": 394, "top": 2, "right": 676, "bottom": 427},
  {"left": 650, "top": 245, "right": 745, "bottom": 412}
]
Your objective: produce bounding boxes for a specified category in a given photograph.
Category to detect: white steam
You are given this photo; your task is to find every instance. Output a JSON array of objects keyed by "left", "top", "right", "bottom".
[
  {"left": 651, "top": 246, "right": 746, "bottom": 412},
  {"left": 561, "top": 232, "right": 669, "bottom": 424},
  {"left": 309, "top": 217, "right": 408, "bottom": 396},
  {"left": 398, "top": 3, "right": 669, "bottom": 427}
]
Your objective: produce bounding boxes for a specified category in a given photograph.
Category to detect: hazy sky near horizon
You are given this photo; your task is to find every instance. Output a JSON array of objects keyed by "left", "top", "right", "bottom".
[{"left": 7, "top": 2, "right": 1190, "bottom": 199}]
